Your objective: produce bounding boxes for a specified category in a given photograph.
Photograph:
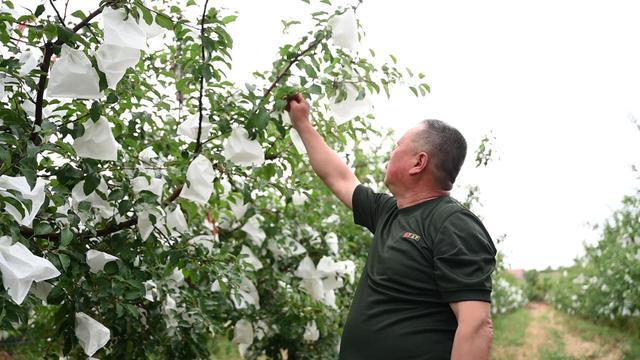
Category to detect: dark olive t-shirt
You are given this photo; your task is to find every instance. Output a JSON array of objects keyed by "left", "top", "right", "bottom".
[{"left": 339, "top": 185, "right": 497, "bottom": 360}]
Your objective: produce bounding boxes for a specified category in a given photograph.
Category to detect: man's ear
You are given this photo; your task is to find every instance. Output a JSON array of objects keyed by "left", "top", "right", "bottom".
[{"left": 409, "top": 152, "right": 429, "bottom": 175}]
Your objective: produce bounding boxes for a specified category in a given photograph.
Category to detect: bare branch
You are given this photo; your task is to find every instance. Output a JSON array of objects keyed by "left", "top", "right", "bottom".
[
  {"left": 48, "top": 0, "right": 65, "bottom": 26},
  {"left": 63, "top": 0, "right": 69, "bottom": 21}
]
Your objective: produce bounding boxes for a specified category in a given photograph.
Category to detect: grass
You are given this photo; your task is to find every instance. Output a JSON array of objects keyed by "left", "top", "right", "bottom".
[
  {"left": 492, "top": 307, "right": 531, "bottom": 348},
  {"left": 491, "top": 307, "right": 532, "bottom": 360},
  {"left": 557, "top": 312, "right": 640, "bottom": 360},
  {"left": 540, "top": 327, "right": 574, "bottom": 360},
  {"left": 209, "top": 338, "right": 242, "bottom": 360}
]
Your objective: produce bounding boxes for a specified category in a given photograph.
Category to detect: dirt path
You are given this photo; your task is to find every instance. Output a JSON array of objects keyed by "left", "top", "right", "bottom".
[
  {"left": 519, "top": 303, "right": 554, "bottom": 359},
  {"left": 492, "top": 302, "right": 623, "bottom": 360}
]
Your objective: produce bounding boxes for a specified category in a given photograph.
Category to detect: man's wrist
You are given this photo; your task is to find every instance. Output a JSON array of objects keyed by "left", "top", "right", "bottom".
[{"left": 293, "top": 118, "right": 313, "bottom": 132}]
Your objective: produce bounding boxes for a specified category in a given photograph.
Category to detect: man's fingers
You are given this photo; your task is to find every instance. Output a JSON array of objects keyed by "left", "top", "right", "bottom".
[
  {"left": 285, "top": 93, "right": 305, "bottom": 112},
  {"left": 285, "top": 95, "right": 295, "bottom": 112}
]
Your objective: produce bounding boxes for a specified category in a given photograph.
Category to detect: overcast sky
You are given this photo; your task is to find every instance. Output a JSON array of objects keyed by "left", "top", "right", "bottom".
[
  {"left": 219, "top": 0, "right": 640, "bottom": 270},
  {"left": 20, "top": 0, "right": 640, "bottom": 270}
]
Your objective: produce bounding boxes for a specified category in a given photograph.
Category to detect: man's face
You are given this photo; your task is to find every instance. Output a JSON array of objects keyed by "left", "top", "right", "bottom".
[{"left": 383, "top": 126, "right": 421, "bottom": 190}]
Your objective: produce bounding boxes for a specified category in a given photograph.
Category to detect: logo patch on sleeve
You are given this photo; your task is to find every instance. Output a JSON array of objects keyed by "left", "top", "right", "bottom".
[{"left": 402, "top": 231, "right": 421, "bottom": 241}]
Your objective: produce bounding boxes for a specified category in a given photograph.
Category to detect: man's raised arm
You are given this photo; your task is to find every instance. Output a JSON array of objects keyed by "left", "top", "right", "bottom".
[{"left": 287, "top": 94, "right": 359, "bottom": 210}]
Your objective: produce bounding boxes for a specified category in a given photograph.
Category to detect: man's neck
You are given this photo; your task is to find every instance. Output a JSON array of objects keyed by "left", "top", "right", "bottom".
[{"left": 394, "top": 188, "right": 450, "bottom": 209}]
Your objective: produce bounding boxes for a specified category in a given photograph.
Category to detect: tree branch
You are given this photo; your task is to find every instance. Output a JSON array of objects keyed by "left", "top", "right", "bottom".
[
  {"left": 33, "top": 3, "right": 111, "bottom": 140},
  {"left": 261, "top": 34, "right": 325, "bottom": 106},
  {"left": 194, "top": 0, "right": 210, "bottom": 154},
  {"left": 259, "top": 2, "right": 364, "bottom": 107},
  {"left": 63, "top": 0, "right": 69, "bottom": 22},
  {"left": 20, "top": 185, "right": 184, "bottom": 241},
  {"left": 48, "top": 0, "right": 65, "bottom": 26}
]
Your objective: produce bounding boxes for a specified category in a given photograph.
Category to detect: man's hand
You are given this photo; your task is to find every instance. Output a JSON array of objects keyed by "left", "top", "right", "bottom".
[
  {"left": 286, "top": 93, "right": 311, "bottom": 129},
  {"left": 449, "top": 301, "right": 493, "bottom": 360},
  {"left": 285, "top": 93, "right": 359, "bottom": 209}
]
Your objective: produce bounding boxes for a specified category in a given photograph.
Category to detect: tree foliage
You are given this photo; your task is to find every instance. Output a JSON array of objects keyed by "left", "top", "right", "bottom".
[
  {"left": 551, "top": 192, "right": 640, "bottom": 329},
  {"left": 0, "top": 0, "right": 432, "bottom": 358}
]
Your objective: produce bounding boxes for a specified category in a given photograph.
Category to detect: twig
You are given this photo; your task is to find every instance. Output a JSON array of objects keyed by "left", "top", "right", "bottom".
[
  {"left": 58, "top": 112, "right": 89, "bottom": 128},
  {"left": 352, "top": 0, "right": 364, "bottom": 13},
  {"left": 260, "top": 35, "right": 325, "bottom": 107},
  {"left": 0, "top": 154, "right": 26, "bottom": 177},
  {"left": 48, "top": 0, "right": 65, "bottom": 26},
  {"left": 8, "top": 36, "right": 32, "bottom": 45},
  {"left": 63, "top": 0, "right": 69, "bottom": 21},
  {"left": 202, "top": 128, "right": 230, "bottom": 145},
  {"left": 152, "top": 224, "right": 174, "bottom": 247},
  {"left": 265, "top": 143, "right": 293, "bottom": 160},
  {"left": 194, "top": 0, "right": 210, "bottom": 154}
]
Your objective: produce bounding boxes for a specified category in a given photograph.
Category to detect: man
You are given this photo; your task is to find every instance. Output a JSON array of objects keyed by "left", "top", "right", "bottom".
[{"left": 287, "top": 93, "right": 496, "bottom": 360}]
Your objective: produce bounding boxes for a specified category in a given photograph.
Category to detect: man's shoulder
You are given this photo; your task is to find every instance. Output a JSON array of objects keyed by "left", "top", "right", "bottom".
[
  {"left": 429, "top": 196, "right": 465, "bottom": 218},
  {"left": 429, "top": 197, "right": 486, "bottom": 229},
  {"left": 356, "top": 184, "right": 396, "bottom": 209}
]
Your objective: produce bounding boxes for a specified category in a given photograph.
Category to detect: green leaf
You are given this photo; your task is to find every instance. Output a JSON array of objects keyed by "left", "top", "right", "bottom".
[
  {"left": 70, "top": 10, "right": 86, "bottom": 20},
  {"left": 34, "top": 222, "right": 53, "bottom": 236},
  {"left": 116, "top": 303, "right": 124, "bottom": 317},
  {"left": 304, "top": 64, "right": 317, "bottom": 78},
  {"left": 124, "top": 290, "right": 141, "bottom": 300},
  {"left": 56, "top": 25, "right": 77, "bottom": 45},
  {"left": 106, "top": 92, "right": 119, "bottom": 104},
  {"left": 58, "top": 253, "right": 70, "bottom": 270},
  {"left": 43, "top": 23, "right": 57, "bottom": 40},
  {"left": 123, "top": 304, "right": 140, "bottom": 319},
  {"left": 309, "top": 84, "right": 322, "bottom": 95},
  {"left": 201, "top": 64, "right": 213, "bottom": 81},
  {"left": 118, "top": 199, "right": 133, "bottom": 216},
  {"left": 139, "top": 5, "right": 153, "bottom": 25},
  {"left": 108, "top": 189, "right": 124, "bottom": 201},
  {"left": 34, "top": 4, "right": 45, "bottom": 17},
  {"left": 104, "top": 261, "right": 119, "bottom": 274},
  {"left": 247, "top": 110, "right": 270, "bottom": 132},
  {"left": 60, "top": 228, "right": 73, "bottom": 248},
  {"left": 47, "top": 286, "right": 65, "bottom": 304},
  {"left": 83, "top": 174, "right": 100, "bottom": 195},
  {"left": 155, "top": 13, "right": 173, "bottom": 30},
  {"left": 262, "top": 163, "right": 277, "bottom": 179},
  {"left": 89, "top": 101, "right": 101, "bottom": 121},
  {"left": 222, "top": 15, "right": 238, "bottom": 24},
  {"left": 0, "top": 133, "right": 17, "bottom": 145},
  {"left": 5, "top": 189, "right": 33, "bottom": 213}
]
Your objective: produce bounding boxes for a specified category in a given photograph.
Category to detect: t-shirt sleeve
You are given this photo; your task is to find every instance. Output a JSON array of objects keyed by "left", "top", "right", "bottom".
[
  {"left": 351, "top": 184, "right": 394, "bottom": 234},
  {"left": 433, "top": 210, "right": 497, "bottom": 303}
]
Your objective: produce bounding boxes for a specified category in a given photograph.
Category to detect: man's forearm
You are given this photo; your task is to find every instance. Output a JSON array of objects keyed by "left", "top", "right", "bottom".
[
  {"left": 294, "top": 121, "right": 353, "bottom": 183},
  {"left": 450, "top": 323, "right": 493, "bottom": 360}
]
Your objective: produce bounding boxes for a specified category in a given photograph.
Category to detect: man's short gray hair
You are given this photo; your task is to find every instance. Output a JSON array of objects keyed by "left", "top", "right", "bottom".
[{"left": 414, "top": 119, "right": 467, "bottom": 190}]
